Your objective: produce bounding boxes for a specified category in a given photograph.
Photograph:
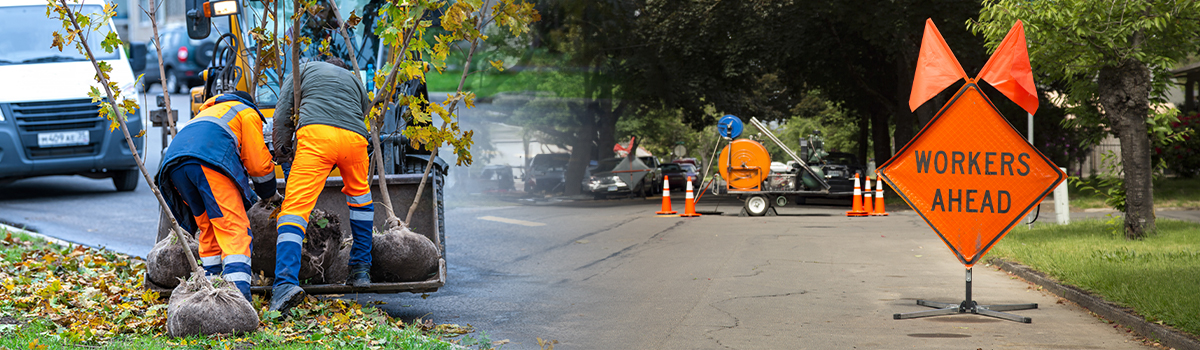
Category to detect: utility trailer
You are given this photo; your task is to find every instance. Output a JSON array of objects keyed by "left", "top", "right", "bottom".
[{"left": 709, "top": 116, "right": 854, "bottom": 216}]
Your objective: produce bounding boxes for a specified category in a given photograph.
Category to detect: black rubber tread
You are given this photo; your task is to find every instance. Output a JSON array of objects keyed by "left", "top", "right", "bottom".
[{"left": 112, "top": 169, "right": 139, "bottom": 192}]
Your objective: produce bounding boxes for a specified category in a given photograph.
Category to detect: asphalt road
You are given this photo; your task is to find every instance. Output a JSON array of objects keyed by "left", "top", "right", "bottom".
[{"left": 363, "top": 196, "right": 1154, "bottom": 349}]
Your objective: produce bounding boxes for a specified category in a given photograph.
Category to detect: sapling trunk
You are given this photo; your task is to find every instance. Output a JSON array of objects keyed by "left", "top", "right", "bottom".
[
  {"left": 140, "top": 6, "right": 175, "bottom": 137},
  {"left": 58, "top": 0, "right": 202, "bottom": 278}
]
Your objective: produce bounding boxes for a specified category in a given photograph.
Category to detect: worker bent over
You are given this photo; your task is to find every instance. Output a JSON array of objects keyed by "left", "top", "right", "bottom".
[
  {"left": 270, "top": 58, "right": 373, "bottom": 314},
  {"left": 157, "top": 91, "right": 277, "bottom": 302}
]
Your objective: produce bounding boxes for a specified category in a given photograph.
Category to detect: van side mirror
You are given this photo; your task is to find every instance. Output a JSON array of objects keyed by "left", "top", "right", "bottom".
[
  {"left": 129, "top": 43, "right": 147, "bottom": 72},
  {"left": 185, "top": 0, "right": 211, "bottom": 39}
]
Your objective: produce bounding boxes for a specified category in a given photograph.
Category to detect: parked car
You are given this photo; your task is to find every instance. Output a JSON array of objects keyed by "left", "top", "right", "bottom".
[
  {"left": 659, "top": 163, "right": 699, "bottom": 191},
  {"left": 0, "top": 0, "right": 145, "bottom": 191},
  {"left": 524, "top": 153, "right": 570, "bottom": 194},
  {"left": 638, "top": 156, "right": 663, "bottom": 192},
  {"left": 139, "top": 25, "right": 216, "bottom": 93},
  {"left": 585, "top": 157, "right": 658, "bottom": 199},
  {"left": 820, "top": 152, "right": 865, "bottom": 194},
  {"left": 475, "top": 164, "right": 515, "bottom": 192}
]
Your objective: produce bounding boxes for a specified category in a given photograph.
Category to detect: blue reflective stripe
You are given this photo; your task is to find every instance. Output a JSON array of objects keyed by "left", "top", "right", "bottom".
[
  {"left": 200, "top": 256, "right": 222, "bottom": 267},
  {"left": 277, "top": 214, "right": 307, "bottom": 229},
  {"left": 278, "top": 232, "right": 304, "bottom": 245},
  {"left": 223, "top": 254, "right": 251, "bottom": 265},
  {"left": 252, "top": 173, "right": 275, "bottom": 183},
  {"left": 349, "top": 209, "right": 374, "bottom": 221},
  {"left": 347, "top": 193, "right": 372, "bottom": 206},
  {"left": 223, "top": 272, "right": 252, "bottom": 283}
]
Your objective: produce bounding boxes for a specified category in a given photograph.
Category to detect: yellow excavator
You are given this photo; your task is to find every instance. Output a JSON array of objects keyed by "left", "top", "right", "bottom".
[{"left": 148, "top": 0, "right": 447, "bottom": 295}]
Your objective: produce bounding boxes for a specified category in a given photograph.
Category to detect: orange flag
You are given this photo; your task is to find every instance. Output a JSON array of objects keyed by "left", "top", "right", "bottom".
[
  {"left": 909, "top": 19, "right": 968, "bottom": 112},
  {"left": 978, "top": 20, "right": 1038, "bottom": 115}
]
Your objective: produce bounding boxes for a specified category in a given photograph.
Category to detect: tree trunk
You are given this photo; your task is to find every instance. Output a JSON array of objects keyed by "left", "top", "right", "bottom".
[
  {"left": 596, "top": 84, "right": 618, "bottom": 160},
  {"left": 564, "top": 101, "right": 597, "bottom": 196},
  {"left": 893, "top": 59, "right": 917, "bottom": 153},
  {"left": 871, "top": 104, "right": 893, "bottom": 166},
  {"left": 1097, "top": 60, "right": 1155, "bottom": 239},
  {"left": 857, "top": 111, "right": 870, "bottom": 164}
]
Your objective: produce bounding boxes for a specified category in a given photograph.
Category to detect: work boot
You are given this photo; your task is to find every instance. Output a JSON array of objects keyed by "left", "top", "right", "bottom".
[
  {"left": 348, "top": 265, "right": 371, "bottom": 287},
  {"left": 268, "top": 283, "right": 306, "bottom": 315}
]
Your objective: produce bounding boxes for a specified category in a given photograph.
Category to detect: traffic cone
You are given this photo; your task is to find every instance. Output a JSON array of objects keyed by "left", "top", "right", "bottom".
[
  {"left": 873, "top": 176, "right": 889, "bottom": 216},
  {"left": 846, "top": 173, "right": 869, "bottom": 217},
  {"left": 656, "top": 175, "right": 677, "bottom": 215},
  {"left": 862, "top": 176, "right": 874, "bottom": 214},
  {"left": 681, "top": 176, "right": 701, "bottom": 217}
]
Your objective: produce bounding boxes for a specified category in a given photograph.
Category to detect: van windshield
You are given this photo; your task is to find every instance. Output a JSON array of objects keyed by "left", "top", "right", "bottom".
[{"left": 0, "top": 5, "right": 118, "bottom": 65}]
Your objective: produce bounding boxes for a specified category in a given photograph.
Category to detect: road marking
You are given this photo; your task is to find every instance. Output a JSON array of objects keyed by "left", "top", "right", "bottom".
[{"left": 478, "top": 216, "right": 545, "bottom": 227}]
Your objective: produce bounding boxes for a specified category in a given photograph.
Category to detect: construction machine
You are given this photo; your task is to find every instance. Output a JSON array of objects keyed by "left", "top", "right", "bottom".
[
  {"left": 709, "top": 116, "right": 855, "bottom": 216},
  {"left": 147, "top": 0, "right": 447, "bottom": 295}
]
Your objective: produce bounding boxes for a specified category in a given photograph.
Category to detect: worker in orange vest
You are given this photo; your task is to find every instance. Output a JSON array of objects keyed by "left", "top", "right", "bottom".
[{"left": 157, "top": 91, "right": 277, "bottom": 302}]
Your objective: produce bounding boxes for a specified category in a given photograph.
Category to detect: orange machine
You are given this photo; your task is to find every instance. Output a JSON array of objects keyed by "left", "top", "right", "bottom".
[{"left": 718, "top": 139, "right": 771, "bottom": 191}]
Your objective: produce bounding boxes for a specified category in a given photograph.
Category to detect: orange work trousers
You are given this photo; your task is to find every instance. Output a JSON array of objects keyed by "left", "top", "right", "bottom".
[
  {"left": 167, "top": 163, "right": 253, "bottom": 289},
  {"left": 275, "top": 125, "right": 372, "bottom": 286}
]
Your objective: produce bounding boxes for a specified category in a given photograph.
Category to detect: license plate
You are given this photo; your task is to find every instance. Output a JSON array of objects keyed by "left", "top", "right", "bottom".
[
  {"left": 38, "top": 131, "right": 89, "bottom": 148},
  {"left": 826, "top": 170, "right": 843, "bottom": 178},
  {"left": 607, "top": 186, "right": 618, "bottom": 192}
]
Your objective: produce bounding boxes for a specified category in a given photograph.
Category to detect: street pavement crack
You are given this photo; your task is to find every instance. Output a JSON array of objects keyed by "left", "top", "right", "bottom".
[
  {"left": 706, "top": 290, "right": 810, "bottom": 349},
  {"left": 578, "top": 220, "right": 687, "bottom": 280},
  {"left": 508, "top": 216, "right": 641, "bottom": 264}
]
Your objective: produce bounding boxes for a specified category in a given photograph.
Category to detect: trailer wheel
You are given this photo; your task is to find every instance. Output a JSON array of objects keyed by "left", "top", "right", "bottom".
[{"left": 745, "top": 195, "right": 770, "bottom": 216}]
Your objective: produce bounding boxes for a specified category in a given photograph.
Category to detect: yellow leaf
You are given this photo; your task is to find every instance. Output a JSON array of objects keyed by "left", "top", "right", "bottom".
[{"left": 489, "top": 60, "right": 505, "bottom": 72}]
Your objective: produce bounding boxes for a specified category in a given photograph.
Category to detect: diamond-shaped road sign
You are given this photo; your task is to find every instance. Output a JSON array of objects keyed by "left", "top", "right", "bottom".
[{"left": 878, "top": 81, "right": 1064, "bottom": 267}]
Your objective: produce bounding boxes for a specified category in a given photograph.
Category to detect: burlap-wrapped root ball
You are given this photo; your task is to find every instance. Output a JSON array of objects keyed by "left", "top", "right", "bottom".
[
  {"left": 167, "top": 272, "right": 259, "bottom": 337},
  {"left": 146, "top": 232, "right": 200, "bottom": 288},
  {"left": 247, "top": 200, "right": 278, "bottom": 281},
  {"left": 370, "top": 227, "right": 439, "bottom": 282},
  {"left": 247, "top": 203, "right": 343, "bottom": 284},
  {"left": 323, "top": 239, "right": 352, "bottom": 284}
]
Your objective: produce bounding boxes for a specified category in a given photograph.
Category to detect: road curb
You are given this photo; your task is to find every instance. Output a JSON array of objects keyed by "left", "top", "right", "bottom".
[
  {"left": 0, "top": 222, "right": 74, "bottom": 247},
  {"left": 990, "top": 257, "right": 1200, "bottom": 350}
]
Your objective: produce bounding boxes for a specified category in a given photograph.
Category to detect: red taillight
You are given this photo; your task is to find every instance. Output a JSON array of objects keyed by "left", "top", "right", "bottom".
[{"left": 177, "top": 47, "right": 188, "bottom": 63}]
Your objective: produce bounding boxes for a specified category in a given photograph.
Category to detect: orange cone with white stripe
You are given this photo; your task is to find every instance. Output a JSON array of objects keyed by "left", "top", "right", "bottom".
[
  {"left": 846, "top": 173, "right": 869, "bottom": 217},
  {"left": 862, "top": 176, "right": 874, "bottom": 214},
  {"left": 873, "top": 176, "right": 889, "bottom": 216},
  {"left": 656, "top": 175, "right": 677, "bottom": 215},
  {"left": 681, "top": 176, "right": 701, "bottom": 217}
]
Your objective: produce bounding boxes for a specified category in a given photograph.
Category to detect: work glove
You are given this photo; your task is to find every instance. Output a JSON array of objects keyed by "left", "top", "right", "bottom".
[{"left": 267, "top": 191, "right": 284, "bottom": 205}]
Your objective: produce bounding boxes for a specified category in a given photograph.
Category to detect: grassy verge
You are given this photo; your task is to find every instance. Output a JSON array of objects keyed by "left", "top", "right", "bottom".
[
  {"left": 1069, "top": 177, "right": 1200, "bottom": 209},
  {"left": 0, "top": 227, "right": 502, "bottom": 349},
  {"left": 991, "top": 219, "right": 1200, "bottom": 337},
  {"left": 425, "top": 68, "right": 585, "bottom": 99}
]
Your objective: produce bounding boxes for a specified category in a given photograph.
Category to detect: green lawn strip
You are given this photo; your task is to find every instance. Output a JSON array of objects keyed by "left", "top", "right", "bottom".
[
  {"left": 0, "top": 227, "right": 498, "bottom": 349},
  {"left": 991, "top": 219, "right": 1200, "bottom": 336},
  {"left": 1069, "top": 177, "right": 1200, "bottom": 209},
  {"left": 426, "top": 68, "right": 585, "bottom": 98}
]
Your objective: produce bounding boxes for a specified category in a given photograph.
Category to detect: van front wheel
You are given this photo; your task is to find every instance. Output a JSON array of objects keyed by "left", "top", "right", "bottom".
[{"left": 112, "top": 170, "right": 138, "bottom": 192}]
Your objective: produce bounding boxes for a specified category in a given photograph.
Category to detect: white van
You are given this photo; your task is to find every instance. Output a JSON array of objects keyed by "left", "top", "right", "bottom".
[{"left": 0, "top": 0, "right": 145, "bottom": 190}]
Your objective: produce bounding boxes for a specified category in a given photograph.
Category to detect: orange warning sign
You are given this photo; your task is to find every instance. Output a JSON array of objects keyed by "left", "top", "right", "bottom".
[{"left": 879, "top": 81, "right": 1064, "bottom": 267}]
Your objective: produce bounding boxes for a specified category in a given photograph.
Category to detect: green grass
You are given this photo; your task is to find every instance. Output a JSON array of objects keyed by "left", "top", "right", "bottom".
[
  {"left": 991, "top": 219, "right": 1200, "bottom": 336},
  {"left": 1069, "top": 177, "right": 1200, "bottom": 209},
  {"left": 425, "top": 68, "right": 586, "bottom": 98}
]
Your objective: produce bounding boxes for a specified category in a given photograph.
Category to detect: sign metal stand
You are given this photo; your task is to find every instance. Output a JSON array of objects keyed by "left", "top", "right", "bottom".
[{"left": 893, "top": 268, "right": 1036, "bottom": 323}]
